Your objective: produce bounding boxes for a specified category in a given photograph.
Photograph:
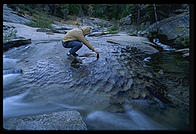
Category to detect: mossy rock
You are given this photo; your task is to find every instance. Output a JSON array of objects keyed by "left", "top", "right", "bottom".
[
  {"left": 107, "top": 26, "right": 119, "bottom": 34},
  {"left": 128, "top": 33, "right": 137, "bottom": 36}
]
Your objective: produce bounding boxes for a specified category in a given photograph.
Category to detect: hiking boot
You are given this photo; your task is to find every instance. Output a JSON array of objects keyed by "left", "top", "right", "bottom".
[
  {"left": 67, "top": 52, "right": 78, "bottom": 57},
  {"left": 72, "top": 53, "right": 78, "bottom": 57},
  {"left": 67, "top": 52, "right": 71, "bottom": 56}
]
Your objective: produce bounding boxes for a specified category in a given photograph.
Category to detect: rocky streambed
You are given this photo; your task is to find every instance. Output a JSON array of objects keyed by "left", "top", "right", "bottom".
[{"left": 3, "top": 21, "right": 190, "bottom": 130}]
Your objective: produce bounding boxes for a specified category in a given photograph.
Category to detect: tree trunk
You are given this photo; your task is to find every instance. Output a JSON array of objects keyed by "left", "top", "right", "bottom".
[
  {"left": 137, "top": 4, "right": 141, "bottom": 23},
  {"left": 153, "top": 4, "right": 158, "bottom": 31}
]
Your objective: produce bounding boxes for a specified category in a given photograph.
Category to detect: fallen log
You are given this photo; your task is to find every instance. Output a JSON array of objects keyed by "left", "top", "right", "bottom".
[
  {"left": 175, "top": 48, "right": 189, "bottom": 53},
  {"left": 3, "top": 38, "right": 31, "bottom": 52}
]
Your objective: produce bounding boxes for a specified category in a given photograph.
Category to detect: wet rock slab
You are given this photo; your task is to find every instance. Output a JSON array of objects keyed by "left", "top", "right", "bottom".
[
  {"left": 3, "top": 110, "right": 87, "bottom": 130},
  {"left": 104, "top": 33, "right": 159, "bottom": 55}
]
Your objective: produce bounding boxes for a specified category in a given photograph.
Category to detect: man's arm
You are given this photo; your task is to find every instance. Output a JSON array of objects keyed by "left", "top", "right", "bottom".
[
  {"left": 76, "top": 31, "right": 99, "bottom": 57},
  {"left": 78, "top": 35, "right": 95, "bottom": 52}
]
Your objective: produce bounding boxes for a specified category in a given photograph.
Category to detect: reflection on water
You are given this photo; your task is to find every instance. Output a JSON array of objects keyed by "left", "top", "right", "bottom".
[{"left": 146, "top": 51, "right": 189, "bottom": 77}]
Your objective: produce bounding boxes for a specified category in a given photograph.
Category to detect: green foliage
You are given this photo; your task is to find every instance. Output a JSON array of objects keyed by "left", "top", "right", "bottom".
[
  {"left": 107, "top": 26, "right": 119, "bottom": 34},
  {"left": 173, "top": 36, "right": 190, "bottom": 48},
  {"left": 3, "top": 28, "right": 17, "bottom": 43},
  {"left": 128, "top": 33, "right": 137, "bottom": 36},
  {"left": 67, "top": 4, "right": 80, "bottom": 15},
  {"left": 120, "top": 4, "right": 135, "bottom": 18},
  {"left": 146, "top": 31, "right": 158, "bottom": 39},
  {"left": 7, "top": 4, "right": 187, "bottom": 25},
  {"left": 26, "top": 11, "right": 52, "bottom": 28},
  {"left": 27, "top": 19, "right": 51, "bottom": 29}
]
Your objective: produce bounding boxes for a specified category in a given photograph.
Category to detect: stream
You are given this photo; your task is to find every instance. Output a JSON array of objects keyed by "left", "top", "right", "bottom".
[{"left": 3, "top": 34, "right": 190, "bottom": 130}]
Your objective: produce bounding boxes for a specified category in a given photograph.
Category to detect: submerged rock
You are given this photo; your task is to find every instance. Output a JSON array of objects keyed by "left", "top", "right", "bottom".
[{"left": 3, "top": 110, "right": 87, "bottom": 130}]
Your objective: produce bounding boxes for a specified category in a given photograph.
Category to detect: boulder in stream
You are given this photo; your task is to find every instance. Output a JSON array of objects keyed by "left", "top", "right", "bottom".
[
  {"left": 144, "top": 11, "right": 190, "bottom": 48},
  {"left": 3, "top": 110, "right": 87, "bottom": 130}
]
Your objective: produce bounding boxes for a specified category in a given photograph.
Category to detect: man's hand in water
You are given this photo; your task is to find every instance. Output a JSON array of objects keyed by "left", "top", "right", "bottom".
[{"left": 94, "top": 50, "right": 99, "bottom": 59}]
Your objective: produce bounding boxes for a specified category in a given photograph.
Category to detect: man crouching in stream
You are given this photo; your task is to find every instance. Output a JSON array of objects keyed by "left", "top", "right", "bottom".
[{"left": 62, "top": 26, "right": 99, "bottom": 57}]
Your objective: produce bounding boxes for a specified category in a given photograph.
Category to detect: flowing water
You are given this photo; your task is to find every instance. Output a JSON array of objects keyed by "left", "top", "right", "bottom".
[
  {"left": 3, "top": 36, "right": 190, "bottom": 130},
  {"left": 153, "top": 38, "right": 175, "bottom": 51}
]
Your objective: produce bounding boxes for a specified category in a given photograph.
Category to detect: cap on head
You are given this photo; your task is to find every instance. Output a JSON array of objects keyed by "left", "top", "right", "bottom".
[{"left": 81, "top": 26, "right": 91, "bottom": 35}]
